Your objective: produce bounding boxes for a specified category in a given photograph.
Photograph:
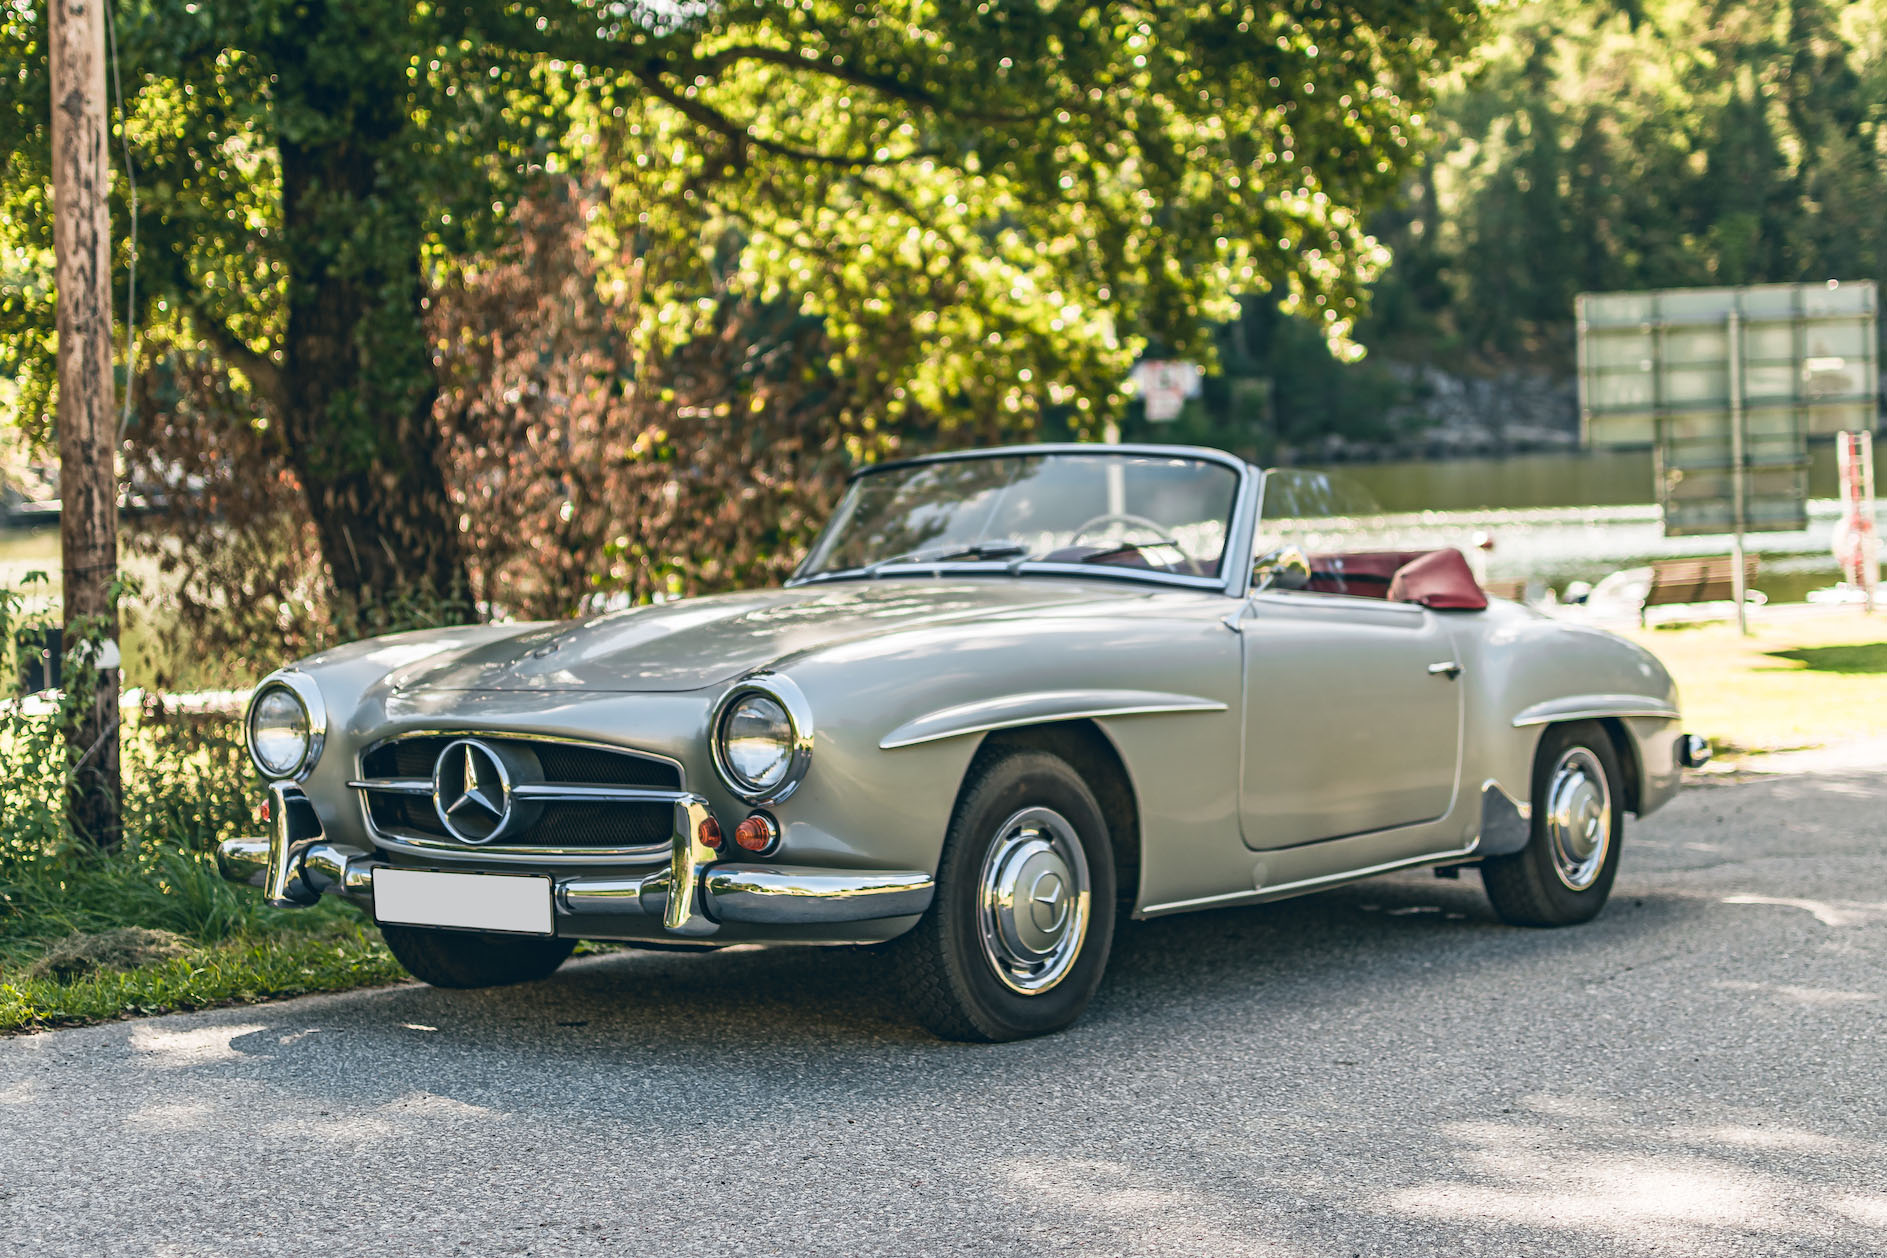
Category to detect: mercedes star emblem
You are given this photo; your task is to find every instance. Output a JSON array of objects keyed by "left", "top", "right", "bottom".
[{"left": 433, "top": 738, "right": 514, "bottom": 843}]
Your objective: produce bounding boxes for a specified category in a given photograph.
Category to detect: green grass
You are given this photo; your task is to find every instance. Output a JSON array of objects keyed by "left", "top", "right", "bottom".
[
  {"left": 1764, "top": 641, "right": 1887, "bottom": 675},
  {"left": 0, "top": 695, "right": 409, "bottom": 1033},
  {"left": 0, "top": 914, "right": 404, "bottom": 1033},
  {"left": 0, "top": 825, "right": 408, "bottom": 1034},
  {"left": 1624, "top": 611, "right": 1887, "bottom": 761}
]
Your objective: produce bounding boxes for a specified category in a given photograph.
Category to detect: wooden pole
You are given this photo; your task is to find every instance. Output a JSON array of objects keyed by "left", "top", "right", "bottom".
[
  {"left": 1726, "top": 308, "right": 1749, "bottom": 637},
  {"left": 50, "top": 0, "right": 122, "bottom": 848}
]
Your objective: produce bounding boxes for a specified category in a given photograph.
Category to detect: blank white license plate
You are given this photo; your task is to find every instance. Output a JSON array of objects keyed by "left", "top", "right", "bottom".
[{"left": 372, "top": 868, "right": 554, "bottom": 936}]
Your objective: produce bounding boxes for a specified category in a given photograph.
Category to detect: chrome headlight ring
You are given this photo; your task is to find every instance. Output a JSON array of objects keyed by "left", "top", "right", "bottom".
[
  {"left": 244, "top": 670, "right": 327, "bottom": 781},
  {"left": 710, "top": 673, "right": 814, "bottom": 805}
]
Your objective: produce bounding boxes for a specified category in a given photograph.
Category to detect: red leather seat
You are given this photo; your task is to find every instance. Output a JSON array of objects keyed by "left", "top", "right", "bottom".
[
  {"left": 1304, "top": 547, "right": 1489, "bottom": 611},
  {"left": 1385, "top": 548, "right": 1488, "bottom": 610},
  {"left": 1304, "top": 550, "right": 1426, "bottom": 597}
]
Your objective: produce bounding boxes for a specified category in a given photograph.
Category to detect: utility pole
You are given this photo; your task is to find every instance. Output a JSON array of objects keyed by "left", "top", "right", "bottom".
[{"left": 50, "top": 0, "right": 122, "bottom": 848}]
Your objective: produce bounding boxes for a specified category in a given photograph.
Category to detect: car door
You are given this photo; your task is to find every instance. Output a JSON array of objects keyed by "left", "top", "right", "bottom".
[{"left": 1238, "top": 589, "right": 1463, "bottom": 850}]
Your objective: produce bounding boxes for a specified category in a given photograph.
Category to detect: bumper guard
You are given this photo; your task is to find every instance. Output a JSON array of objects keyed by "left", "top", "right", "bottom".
[{"left": 215, "top": 784, "right": 933, "bottom": 936}]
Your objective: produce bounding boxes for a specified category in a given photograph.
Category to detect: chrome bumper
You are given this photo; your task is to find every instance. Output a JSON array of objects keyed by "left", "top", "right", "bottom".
[
  {"left": 216, "top": 783, "right": 933, "bottom": 936},
  {"left": 1677, "top": 733, "right": 1713, "bottom": 769}
]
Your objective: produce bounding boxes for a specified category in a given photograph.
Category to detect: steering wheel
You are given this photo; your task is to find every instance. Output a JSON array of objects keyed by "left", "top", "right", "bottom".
[
  {"left": 1069, "top": 512, "right": 1183, "bottom": 553},
  {"left": 1068, "top": 512, "right": 1201, "bottom": 574}
]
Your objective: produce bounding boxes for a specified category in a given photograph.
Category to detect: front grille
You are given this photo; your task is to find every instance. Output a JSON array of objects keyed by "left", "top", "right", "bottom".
[
  {"left": 356, "top": 734, "right": 682, "bottom": 857},
  {"left": 360, "top": 736, "right": 680, "bottom": 790},
  {"left": 365, "top": 791, "right": 674, "bottom": 850}
]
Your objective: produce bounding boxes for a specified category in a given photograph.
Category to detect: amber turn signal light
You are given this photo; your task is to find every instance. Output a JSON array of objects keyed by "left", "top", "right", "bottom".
[
  {"left": 733, "top": 813, "right": 779, "bottom": 854},
  {"left": 698, "top": 816, "right": 724, "bottom": 849}
]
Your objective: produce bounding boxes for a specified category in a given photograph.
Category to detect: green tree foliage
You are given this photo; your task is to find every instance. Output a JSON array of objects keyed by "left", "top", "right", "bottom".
[
  {"left": 0, "top": 0, "right": 1479, "bottom": 625},
  {"left": 1173, "top": 0, "right": 1887, "bottom": 461},
  {"left": 1381, "top": 0, "right": 1887, "bottom": 359}
]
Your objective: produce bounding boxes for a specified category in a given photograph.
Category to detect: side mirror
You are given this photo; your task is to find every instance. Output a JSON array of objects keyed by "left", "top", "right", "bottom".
[{"left": 1253, "top": 545, "right": 1312, "bottom": 592}]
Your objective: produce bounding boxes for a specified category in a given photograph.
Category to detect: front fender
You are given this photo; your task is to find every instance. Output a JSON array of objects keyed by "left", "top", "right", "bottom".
[{"left": 1456, "top": 607, "right": 1681, "bottom": 819}]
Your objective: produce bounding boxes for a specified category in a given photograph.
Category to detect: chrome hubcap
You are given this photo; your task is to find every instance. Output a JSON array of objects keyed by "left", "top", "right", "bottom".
[
  {"left": 1546, "top": 747, "right": 1612, "bottom": 891},
  {"left": 976, "top": 806, "right": 1091, "bottom": 994}
]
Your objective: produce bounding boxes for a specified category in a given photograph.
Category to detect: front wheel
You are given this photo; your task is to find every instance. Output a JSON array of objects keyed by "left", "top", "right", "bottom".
[
  {"left": 890, "top": 749, "right": 1116, "bottom": 1041},
  {"left": 381, "top": 924, "right": 576, "bottom": 989},
  {"left": 1482, "top": 721, "right": 1624, "bottom": 927}
]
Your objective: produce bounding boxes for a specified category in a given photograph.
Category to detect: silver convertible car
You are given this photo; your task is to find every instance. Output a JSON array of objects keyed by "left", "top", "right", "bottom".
[{"left": 219, "top": 443, "right": 1707, "bottom": 1040}]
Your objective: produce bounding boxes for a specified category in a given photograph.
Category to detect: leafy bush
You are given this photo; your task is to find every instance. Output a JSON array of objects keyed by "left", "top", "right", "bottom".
[{"left": 0, "top": 579, "right": 303, "bottom": 979}]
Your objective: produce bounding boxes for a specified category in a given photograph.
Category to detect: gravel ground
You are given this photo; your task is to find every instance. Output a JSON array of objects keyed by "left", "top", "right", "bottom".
[{"left": 4, "top": 765, "right": 1884, "bottom": 1257}]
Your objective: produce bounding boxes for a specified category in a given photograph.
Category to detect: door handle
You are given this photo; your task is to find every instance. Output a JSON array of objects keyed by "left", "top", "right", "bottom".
[{"left": 1427, "top": 661, "right": 1462, "bottom": 679}]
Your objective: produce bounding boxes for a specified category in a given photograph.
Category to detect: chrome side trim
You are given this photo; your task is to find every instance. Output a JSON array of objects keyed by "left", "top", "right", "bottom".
[
  {"left": 1512, "top": 695, "right": 1680, "bottom": 727},
  {"left": 1140, "top": 843, "right": 1481, "bottom": 917},
  {"left": 880, "top": 689, "right": 1227, "bottom": 750}
]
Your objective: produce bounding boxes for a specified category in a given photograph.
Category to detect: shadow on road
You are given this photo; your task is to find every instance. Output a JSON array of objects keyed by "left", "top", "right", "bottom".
[{"left": 9, "top": 768, "right": 1885, "bottom": 1256}]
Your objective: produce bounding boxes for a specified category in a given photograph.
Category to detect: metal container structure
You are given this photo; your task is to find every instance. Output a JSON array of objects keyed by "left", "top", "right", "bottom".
[{"left": 1577, "top": 280, "right": 1880, "bottom": 630}]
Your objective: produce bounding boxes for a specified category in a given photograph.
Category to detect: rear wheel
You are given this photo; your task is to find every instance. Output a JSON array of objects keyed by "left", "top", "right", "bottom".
[
  {"left": 381, "top": 924, "right": 576, "bottom": 989},
  {"left": 1482, "top": 721, "right": 1624, "bottom": 927},
  {"left": 890, "top": 748, "right": 1116, "bottom": 1041}
]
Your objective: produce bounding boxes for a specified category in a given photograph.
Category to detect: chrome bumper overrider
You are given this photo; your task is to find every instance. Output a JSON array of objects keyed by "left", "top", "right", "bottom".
[{"left": 215, "top": 783, "right": 933, "bottom": 936}]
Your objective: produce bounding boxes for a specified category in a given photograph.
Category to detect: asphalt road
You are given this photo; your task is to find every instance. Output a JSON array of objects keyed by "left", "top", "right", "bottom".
[{"left": 5, "top": 764, "right": 1885, "bottom": 1257}]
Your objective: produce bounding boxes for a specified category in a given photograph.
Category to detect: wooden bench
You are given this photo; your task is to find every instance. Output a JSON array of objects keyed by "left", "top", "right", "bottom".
[
  {"left": 1640, "top": 554, "right": 1760, "bottom": 625},
  {"left": 1482, "top": 577, "right": 1528, "bottom": 603}
]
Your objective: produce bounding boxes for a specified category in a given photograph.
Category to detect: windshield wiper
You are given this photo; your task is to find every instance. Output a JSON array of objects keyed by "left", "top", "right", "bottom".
[
  {"left": 862, "top": 539, "right": 1031, "bottom": 576},
  {"left": 1005, "top": 539, "right": 1186, "bottom": 572}
]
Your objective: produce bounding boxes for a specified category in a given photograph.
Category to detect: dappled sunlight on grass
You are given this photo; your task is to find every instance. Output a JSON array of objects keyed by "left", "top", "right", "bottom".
[
  {"left": 0, "top": 918, "right": 403, "bottom": 1033},
  {"left": 1624, "top": 611, "right": 1887, "bottom": 758},
  {"left": 1765, "top": 641, "right": 1887, "bottom": 674}
]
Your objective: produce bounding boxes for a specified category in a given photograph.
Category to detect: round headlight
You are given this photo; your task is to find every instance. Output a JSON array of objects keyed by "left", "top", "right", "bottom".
[
  {"left": 248, "top": 684, "right": 312, "bottom": 778},
  {"left": 720, "top": 693, "right": 793, "bottom": 793}
]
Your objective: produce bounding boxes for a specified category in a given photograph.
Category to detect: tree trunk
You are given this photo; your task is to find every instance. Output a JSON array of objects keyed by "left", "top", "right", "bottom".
[
  {"left": 50, "top": 0, "right": 121, "bottom": 848},
  {"left": 274, "top": 22, "right": 470, "bottom": 630}
]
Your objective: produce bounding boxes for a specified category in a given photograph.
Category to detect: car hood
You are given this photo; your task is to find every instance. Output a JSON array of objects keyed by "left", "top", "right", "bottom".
[{"left": 386, "top": 580, "right": 1123, "bottom": 694}]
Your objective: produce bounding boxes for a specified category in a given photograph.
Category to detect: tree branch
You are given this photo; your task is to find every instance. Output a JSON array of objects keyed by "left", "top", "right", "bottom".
[
  {"left": 632, "top": 66, "right": 938, "bottom": 170},
  {"left": 687, "top": 44, "right": 1058, "bottom": 125},
  {"left": 184, "top": 301, "right": 283, "bottom": 411}
]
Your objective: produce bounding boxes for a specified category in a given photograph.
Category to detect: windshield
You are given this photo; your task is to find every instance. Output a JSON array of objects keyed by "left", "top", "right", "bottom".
[
  {"left": 1255, "top": 467, "right": 1393, "bottom": 551},
  {"left": 798, "top": 451, "right": 1242, "bottom": 581}
]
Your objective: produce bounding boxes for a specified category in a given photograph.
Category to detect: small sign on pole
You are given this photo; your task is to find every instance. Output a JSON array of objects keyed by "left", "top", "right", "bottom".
[{"left": 1129, "top": 360, "right": 1203, "bottom": 423}]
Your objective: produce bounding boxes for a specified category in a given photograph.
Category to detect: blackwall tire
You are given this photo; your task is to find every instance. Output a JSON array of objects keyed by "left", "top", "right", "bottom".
[
  {"left": 381, "top": 924, "right": 577, "bottom": 989},
  {"left": 1482, "top": 721, "right": 1625, "bottom": 928},
  {"left": 890, "top": 748, "right": 1116, "bottom": 1042}
]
